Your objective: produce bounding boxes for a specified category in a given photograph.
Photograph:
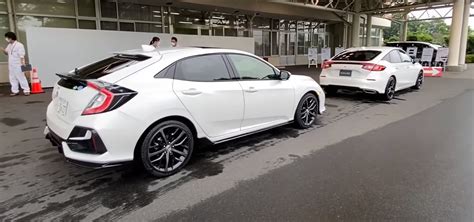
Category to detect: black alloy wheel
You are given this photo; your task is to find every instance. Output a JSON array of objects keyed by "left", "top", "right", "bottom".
[
  {"left": 295, "top": 93, "right": 318, "bottom": 129},
  {"left": 381, "top": 76, "right": 396, "bottom": 101},
  {"left": 140, "top": 120, "right": 194, "bottom": 177}
]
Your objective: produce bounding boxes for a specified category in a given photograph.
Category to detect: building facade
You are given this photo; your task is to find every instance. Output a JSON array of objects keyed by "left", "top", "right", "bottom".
[{"left": 0, "top": 0, "right": 390, "bottom": 83}]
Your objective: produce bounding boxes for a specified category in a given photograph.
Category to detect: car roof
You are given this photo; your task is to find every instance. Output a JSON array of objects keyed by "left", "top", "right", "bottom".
[
  {"left": 343, "top": 46, "right": 402, "bottom": 52},
  {"left": 386, "top": 41, "right": 440, "bottom": 49},
  {"left": 114, "top": 47, "right": 253, "bottom": 58}
]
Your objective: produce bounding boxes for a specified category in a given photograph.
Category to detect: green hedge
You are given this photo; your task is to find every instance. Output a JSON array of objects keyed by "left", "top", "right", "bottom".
[{"left": 466, "top": 54, "right": 474, "bottom": 63}]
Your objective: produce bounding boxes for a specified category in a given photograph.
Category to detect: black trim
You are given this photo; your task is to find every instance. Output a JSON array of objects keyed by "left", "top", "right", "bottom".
[
  {"left": 65, "top": 158, "right": 131, "bottom": 169},
  {"left": 213, "top": 121, "right": 293, "bottom": 144}
]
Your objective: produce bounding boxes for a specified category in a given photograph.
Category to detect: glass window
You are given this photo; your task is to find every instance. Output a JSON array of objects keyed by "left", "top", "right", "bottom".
[
  {"left": 0, "top": 0, "right": 7, "bottom": 12},
  {"left": 333, "top": 50, "right": 381, "bottom": 61},
  {"left": 228, "top": 54, "right": 277, "bottom": 80},
  {"left": 280, "top": 32, "right": 288, "bottom": 55},
  {"left": 79, "top": 20, "right": 96, "bottom": 29},
  {"left": 399, "top": 51, "right": 412, "bottom": 62},
  {"left": 15, "top": 0, "right": 75, "bottom": 16},
  {"left": 16, "top": 16, "right": 76, "bottom": 48},
  {"left": 174, "top": 27, "right": 197, "bottom": 35},
  {"left": 254, "top": 30, "right": 263, "bottom": 56},
  {"left": 120, "top": 22, "right": 134, "bottom": 31},
  {"left": 263, "top": 31, "right": 270, "bottom": 56},
  {"left": 136, "top": 23, "right": 161, "bottom": 33},
  {"left": 213, "top": 27, "right": 223, "bottom": 36},
  {"left": 0, "top": 15, "right": 9, "bottom": 62},
  {"left": 78, "top": 0, "right": 96, "bottom": 17},
  {"left": 100, "top": 21, "right": 117, "bottom": 30},
  {"left": 175, "top": 55, "right": 231, "bottom": 82},
  {"left": 389, "top": 50, "right": 402, "bottom": 63},
  {"left": 100, "top": 0, "right": 117, "bottom": 18},
  {"left": 253, "top": 17, "right": 270, "bottom": 29},
  {"left": 72, "top": 55, "right": 149, "bottom": 79},
  {"left": 201, "top": 29, "right": 209, "bottom": 35},
  {"left": 271, "top": 31, "right": 278, "bottom": 55},
  {"left": 225, "top": 28, "right": 237, "bottom": 37}
]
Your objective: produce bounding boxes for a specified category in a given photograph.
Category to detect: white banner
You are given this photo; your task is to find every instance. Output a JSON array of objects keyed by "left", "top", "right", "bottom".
[
  {"left": 435, "top": 47, "right": 449, "bottom": 62},
  {"left": 335, "top": 47, "right": 345, "bottom": 56},
  {"left": 421, "top": 48, "right": 434, "bottom": 62},
  {"left": 308, "top": 47, "right": 318, "bottom": 65},
  {"left": 320, "top": 47, "right": 331, "bottom": 63},
  {"left": 406, "top": 47, "right": 417, "bottom": 58}
]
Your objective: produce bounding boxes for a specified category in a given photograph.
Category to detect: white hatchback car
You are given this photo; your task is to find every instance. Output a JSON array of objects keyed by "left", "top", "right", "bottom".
[
  {"left": 320, "top": 47, "right": 423, "bottom": 100},
  {"left": 45, "top": 47, "right": 326, "bottom": 177}
]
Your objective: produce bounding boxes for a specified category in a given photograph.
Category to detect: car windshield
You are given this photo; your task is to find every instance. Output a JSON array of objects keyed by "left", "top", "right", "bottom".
[{"left": 332, "top": 50, "right": 381, "bottom": 61}]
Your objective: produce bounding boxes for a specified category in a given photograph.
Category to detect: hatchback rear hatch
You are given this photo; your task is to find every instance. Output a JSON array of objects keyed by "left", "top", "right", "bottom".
[
  {"left": 323, "top": 50, "right": 383, "bottom": 79},
  {"left": 50, "top": 54, "right": 151, "bottom": 137}
]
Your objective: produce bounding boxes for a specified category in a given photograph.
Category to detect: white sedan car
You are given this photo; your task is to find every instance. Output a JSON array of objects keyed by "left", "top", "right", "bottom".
[
  {"left": 45, "top": 47, "right": 326, "bottom": 177},
  {"left": 320, "top": 47, "right": 423, "bottom": 100}
]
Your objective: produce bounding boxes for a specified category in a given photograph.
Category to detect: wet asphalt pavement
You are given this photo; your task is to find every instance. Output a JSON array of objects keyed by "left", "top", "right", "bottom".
[
  {"left": 0, "top": 67, "right": 473, "bottom": 221},
  {"left": 162, "top": 90, "right": 474, "bottom": 221}
]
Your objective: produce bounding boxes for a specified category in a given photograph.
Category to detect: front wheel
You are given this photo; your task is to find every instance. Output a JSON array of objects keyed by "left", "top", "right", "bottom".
[
  {"left": 380, "top": 76, "right": 396, "bottom": 101},
  {"left": 140, "top": 120, "right": 194, "bottom": 177},
  {"left": 294, "top": 93, "right": 318, "bottom": 129},
  {"left": 412, "top": 71, "right": 424, "bottom": 90}
]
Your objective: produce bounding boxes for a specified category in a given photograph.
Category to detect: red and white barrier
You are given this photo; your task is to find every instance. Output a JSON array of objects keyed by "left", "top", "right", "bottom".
[{"left": 423, "top": 67, "right": 443, "bottom": 77}]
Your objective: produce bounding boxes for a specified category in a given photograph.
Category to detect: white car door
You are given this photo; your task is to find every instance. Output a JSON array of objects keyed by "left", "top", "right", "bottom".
[
  {"left": 173, "top": 54, "right": 244, "bottom": 138},
  {"left": 398, "top": 50, "right": 419, "bottom": 86},
  {"left": 387, "top": 50, "right": 409, "bottom": 89},
  {"left": 225, "top": 54, "right": 295, "bottom": 131}
]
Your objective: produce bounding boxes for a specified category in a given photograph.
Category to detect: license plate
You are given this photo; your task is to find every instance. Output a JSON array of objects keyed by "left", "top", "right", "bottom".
[
  {"left": 56, "top": 97, "right": 69, "bottom": 117},
  {"left": 339, "top": 70, "right": 352, "bottom": 77}
]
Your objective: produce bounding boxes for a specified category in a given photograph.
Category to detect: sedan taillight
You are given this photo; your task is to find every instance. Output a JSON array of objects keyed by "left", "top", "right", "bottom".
[
  {"left": 82, "top": 80, "right": 137, "bottom": 115},
  {"left": 362, "top": 63, "right": 386, "bottom": 71},
  {"left": 322, "top": 61, "right": 333, "bottom": 69}
]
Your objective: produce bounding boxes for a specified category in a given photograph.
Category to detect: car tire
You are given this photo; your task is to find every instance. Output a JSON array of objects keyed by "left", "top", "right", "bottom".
[
  {"left": 294, "top": 93, "right": 318, "bottom": 129},
  {"left": 380, "top": 76, "right": 396, "bottom": 101},
  {"left": 412, "top": 71, "right": 424, "bottom": 90},
  {"left": 324, "top": 87, "right": 338, "bottom": 96},
  {"left": 140, "top": 120, "right": 194, "bottom": 177}
]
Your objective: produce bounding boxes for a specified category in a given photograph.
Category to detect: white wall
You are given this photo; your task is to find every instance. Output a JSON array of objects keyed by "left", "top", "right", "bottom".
[{"left": 26, "top": 27, "right": 254, "bottom": 87}]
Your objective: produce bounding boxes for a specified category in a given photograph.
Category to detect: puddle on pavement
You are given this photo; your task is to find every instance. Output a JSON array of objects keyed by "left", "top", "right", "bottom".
[
  {"left": 25, "top": 101, "right": 45, "bottom": 104},
  {"left": 0, "top": 117, "right": 26, "bottom": 127}
]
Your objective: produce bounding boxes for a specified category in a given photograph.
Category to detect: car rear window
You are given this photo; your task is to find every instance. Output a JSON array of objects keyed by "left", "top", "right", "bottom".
[
  {"left": 332, "top": 50, "right": 381, "bottom": 61},
  {"left": 71, "top": 54, "right": 150, "bottom": 79}
]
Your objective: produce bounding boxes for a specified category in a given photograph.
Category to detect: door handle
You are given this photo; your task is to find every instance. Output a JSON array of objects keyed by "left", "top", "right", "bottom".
[
  {"left": 245, "top": 87, "right": 258, "bottom": 93},
  {"left": 182, "top": 88, "right": 202, "bottom": 95}
]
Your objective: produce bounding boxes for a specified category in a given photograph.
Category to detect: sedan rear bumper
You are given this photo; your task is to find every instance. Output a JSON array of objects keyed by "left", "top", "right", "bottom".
[{"left": 319, "top": 76, "right": 387, "bottom": 94}]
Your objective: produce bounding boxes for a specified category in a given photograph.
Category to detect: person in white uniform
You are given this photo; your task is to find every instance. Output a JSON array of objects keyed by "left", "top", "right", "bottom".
[{"left": 1, "top": 32, "right": 30, "bottom": 96}]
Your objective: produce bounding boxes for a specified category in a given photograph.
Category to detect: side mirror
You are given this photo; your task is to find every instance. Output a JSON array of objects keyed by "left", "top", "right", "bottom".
[
  {"left": 412, "top": 58, "right": 416, "bottom": 64},
  {"left": 279, "top": 70, "right": 290, "bottom": 80}
]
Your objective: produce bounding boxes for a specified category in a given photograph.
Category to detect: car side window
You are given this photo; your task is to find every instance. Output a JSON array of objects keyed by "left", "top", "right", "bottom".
[
  {"left": 227, "top": 54, "right": 277, "bottom": 80},
  {"left": 175, "top": 54, "right": 231, "bottom": 82},
  {"left": 398, "top": 51, "right": 412, "bottom": 63},
  {"left": 389, "top": 50, "right": 402, "bottom": 63}
]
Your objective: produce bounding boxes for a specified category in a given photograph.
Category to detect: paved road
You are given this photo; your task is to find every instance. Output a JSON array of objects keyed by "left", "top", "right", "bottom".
[
  {"left": 162, "top": 90, "right": 474, "bottom": 221},
  {"left": 0, "top": 72, "right": 473, "bottom": 221}
]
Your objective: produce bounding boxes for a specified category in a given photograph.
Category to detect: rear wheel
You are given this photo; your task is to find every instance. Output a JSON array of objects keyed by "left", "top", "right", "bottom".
[
  {"left": 412, "top": 71, "right": 424, "bottom": 90},
  {"left": 140, "top": 120, "right": 194, "bottom": 177},
  {"left": 294, "top": 93, "right": 318, "bottom": 129},
  {"left": 380, "top": 76, "right": 396, "bottom": 101}
]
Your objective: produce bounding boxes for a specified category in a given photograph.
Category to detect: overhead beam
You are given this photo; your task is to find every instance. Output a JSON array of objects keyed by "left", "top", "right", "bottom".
[
  {"left": 362, "top": 0, "right": 454, "bottom": 14},
  {"left": 268, "top": 0, "right": 355, "bottom": 14}
]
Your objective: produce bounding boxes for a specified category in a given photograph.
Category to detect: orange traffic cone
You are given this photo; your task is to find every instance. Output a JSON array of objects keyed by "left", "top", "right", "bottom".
[{"left": 30, "top": 68, "right": 45, "bottom": 94}]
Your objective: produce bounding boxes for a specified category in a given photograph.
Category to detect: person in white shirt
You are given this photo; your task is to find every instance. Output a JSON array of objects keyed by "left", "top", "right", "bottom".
[
  {"left": 149, "top": 36, "right": 160, "bottom": 48},
  {"left": 171, "top": 36, "right": 178, "bottom": 47},
  {"left": 1, "top": 32, "right": 30, "bottom": 96}
]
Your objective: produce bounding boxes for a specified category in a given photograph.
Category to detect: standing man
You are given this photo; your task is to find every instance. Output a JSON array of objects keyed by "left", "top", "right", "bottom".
[
  {"left": 1, "top": 32, "right": 29, "bottom": 96},
  {"left": 171, "top": 36, "right": 178, "bottom": 47}
]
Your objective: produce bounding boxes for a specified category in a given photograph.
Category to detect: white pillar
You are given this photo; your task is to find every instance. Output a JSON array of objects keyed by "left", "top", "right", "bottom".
[
  {"left": 351, "top": 1, "right": 361, "bottom": 47},
  {"left": 447, "top": 0, "right": 465, "bottom": 71},
  {"left": 458, "top": 0, "right": 470, "bottom": 70},
  {"left": 365, "top": 15, "right": 372, "bottom": 46},
  {"left": 400, "top": 13, "right": 408, "bottom": 41}
]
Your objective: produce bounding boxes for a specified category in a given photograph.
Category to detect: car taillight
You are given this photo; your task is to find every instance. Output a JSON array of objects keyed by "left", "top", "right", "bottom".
[
  {"left": 82, "top": 80, "right": 137, "bottom": 115},
  {"left": 362, "top": 63, "right": 386, "bottom": 71},
  {"left": 322, "top": 61, "right": 332, "bottom": 69}
]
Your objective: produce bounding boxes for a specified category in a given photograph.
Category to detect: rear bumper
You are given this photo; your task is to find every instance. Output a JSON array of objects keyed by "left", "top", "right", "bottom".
[
  {"left": 44, "top": 126, "right": 131, "bottom": 168},
  {"left": 319, "top": 76, "right": 387, "bottom": 94}
]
